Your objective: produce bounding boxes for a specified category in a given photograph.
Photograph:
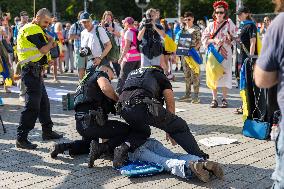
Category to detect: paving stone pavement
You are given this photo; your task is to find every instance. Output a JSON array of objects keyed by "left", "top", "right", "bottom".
[{"left": 0, "top": 71, "right": 275, "bottom": 189}]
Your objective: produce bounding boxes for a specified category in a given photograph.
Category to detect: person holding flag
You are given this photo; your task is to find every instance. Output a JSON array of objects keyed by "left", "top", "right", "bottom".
[
  {"left": 202, "top": 0, "right": 237, "bottom": 108},
  {"left": 176, "top": 11, "right": 202, "bottom": 104}
]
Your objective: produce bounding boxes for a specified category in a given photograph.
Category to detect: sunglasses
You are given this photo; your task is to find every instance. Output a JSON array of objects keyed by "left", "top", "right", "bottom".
[{"left": 215, "top": 11, "right": 225, "bottom": 15}]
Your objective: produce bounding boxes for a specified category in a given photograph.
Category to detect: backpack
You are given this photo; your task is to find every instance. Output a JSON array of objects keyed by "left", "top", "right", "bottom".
[
  {"left": 95, "top": 26, "right": 120, "bottom": 62},
  {"left": 129, "top": 28, "right": 142, "bottom": 52}
]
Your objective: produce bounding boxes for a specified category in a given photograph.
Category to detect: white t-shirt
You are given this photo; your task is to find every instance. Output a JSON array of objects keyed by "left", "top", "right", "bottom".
[
  {"left": 124, "top": 29, "right": 134, "bottom": 42},
  {"left": 81, "top": 26, "right": 110, "bottom": 57},
  {"left": 113, "top": 22, "right": 122, "bottom": 46}
]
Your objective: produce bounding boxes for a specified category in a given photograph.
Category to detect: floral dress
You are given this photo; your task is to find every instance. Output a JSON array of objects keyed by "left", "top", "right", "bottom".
[{"left": 202, "top": 19, "right": 237, "bottom": 89}]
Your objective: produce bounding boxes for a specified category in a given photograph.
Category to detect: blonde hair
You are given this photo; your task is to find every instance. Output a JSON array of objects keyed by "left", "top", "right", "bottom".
[
  {"left": 102, "top": 10, "right": 113, "bottom": 23},
  {"left": 54, "top": 22, "right": 62, "bottom": 33}
]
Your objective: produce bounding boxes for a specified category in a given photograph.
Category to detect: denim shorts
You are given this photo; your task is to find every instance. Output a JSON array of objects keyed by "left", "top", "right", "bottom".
[
  {"left": 271, "top": 127, "right": 284, "bottom": 189},
  {"left": 141, "top": 54, "right": 161, "bottom": 67}
]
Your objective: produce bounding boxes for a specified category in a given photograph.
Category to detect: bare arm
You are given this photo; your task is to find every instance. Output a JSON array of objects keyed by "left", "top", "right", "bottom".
[
  {"left": 153, "top": 25, "right": 166, "bottom": 38},
  {"left": 163, "top": 89, "right": 175, "bottom": 114},
  {"left": 39, "top": 34, "right": 56, "bottom": 55},
  {"left": 254, "top": 65, "right": 278, "bottom": 88},
  {"left": 119, "top": 39, "right": 131, "bottom": 60},
  {"left": 97, "top": 77, "right": 119, "bottom": 101},
  {"left": 250, "top": 37, "right": 256, "bottom": 55},
  {"left": 101, "top": 41, "right": 112, "bottom": 59},
  {"left": 137, "top": 27, "right": 146, "bottom": 41}
]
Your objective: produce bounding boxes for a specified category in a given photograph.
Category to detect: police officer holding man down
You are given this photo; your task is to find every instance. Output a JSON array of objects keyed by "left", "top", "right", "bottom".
[{"left": 113, "top": 66, "right": 209, "bottom": 168}]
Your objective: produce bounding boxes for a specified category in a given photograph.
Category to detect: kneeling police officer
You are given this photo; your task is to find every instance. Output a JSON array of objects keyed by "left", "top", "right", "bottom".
[
  {"left": 113, "top": 66, "right": 209, "bottom": 168},
  {"left": 51, "top": 65, "right": 129, "bottom": 168}
]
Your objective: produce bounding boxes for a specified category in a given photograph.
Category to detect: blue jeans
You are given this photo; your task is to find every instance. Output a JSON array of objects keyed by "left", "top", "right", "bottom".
[
  {"left": 272, "top": 127, "right": 284, "bottom": 189},
  {"left": 141, "top": 54, "right": 161, "bottom": 67},
  {"left": 128, "top": 138, "right": 202, "bottom": 179}
]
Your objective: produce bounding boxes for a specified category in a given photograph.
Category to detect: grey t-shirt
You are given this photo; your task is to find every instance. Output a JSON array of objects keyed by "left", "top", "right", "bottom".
[{"left": 256, "top": 13, "right": 284, "bottom": 126}]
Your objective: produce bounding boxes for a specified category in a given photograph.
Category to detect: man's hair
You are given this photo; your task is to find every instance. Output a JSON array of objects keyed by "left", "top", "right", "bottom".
[
  {"left": 98, "top": 64, "right": 114, "bottom": 73},
  {"left": 184, "top": 11, "right": 194, "bottom": 18},
  {"left": 145, "top": 8, "right": 156, "bottom": 17},
  {"left": 36, "top": 8, "right": 51, "bottom": 18},
  {"left": 77, "top": 11, "right": 84, "bottom": 20},
  {"left": 273, "top": 0, "right": 284, "bottom": 12}
]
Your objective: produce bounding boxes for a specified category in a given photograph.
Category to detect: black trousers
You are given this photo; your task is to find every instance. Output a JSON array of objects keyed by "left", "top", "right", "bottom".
[
  {"left": 17, "top": 65, "right": 53, "bottom": 140},
  {"left": 68, "top": 119, "right": 129, "bottom": 156},
  {"left": 116, "top": 61, "right": 140, "bottom": 95},
  {"left": 121, "top": 104, "right": 206, "bottom": 158}
]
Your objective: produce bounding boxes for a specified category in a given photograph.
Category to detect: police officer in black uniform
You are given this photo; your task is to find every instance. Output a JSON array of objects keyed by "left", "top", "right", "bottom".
[
  {"left": 113, "top": 66, "right": 209, "bottom": 168},
  {"left": 16, "top": 9, "right": 63, "bottom": 150},
  {"left": 50, "top": 65, "right": 129, "bottom": 168}
]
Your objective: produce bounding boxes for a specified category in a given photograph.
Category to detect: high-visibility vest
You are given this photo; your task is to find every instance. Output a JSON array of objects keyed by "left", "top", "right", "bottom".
[{"left": 17, "top": 23, "right": 48, "bottom": 67}]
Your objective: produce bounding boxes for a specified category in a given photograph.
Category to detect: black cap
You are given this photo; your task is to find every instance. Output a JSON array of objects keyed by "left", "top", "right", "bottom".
[{"left": 236, "top": 7, "right": 250, "bottom": 15}]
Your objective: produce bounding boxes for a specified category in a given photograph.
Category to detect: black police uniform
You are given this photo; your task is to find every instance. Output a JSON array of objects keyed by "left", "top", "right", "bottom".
[
  {"left": 118, "top": 66, "right": 208, "bottom": 158},
  {"left": 17, "top": 33, "right": 62, "bottom": 149},
  {"left": 67, "top": 69, "right": 129, "bottom": 156}
]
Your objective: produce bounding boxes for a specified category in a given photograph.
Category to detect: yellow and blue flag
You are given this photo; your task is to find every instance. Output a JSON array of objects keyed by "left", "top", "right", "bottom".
[
  {"left": 184, "top": 48, "right": 202, "bottom": 75},
  {"left": 239, "top": 62, "right": 249, "bottom": 121},
  {"left": 205, "top": 44, "right": 224, "bottom": 89}
]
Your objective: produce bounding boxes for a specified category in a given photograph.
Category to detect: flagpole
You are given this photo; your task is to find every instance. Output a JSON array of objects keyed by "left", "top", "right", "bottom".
[{"left": 33, "top": 0, "right": 36, "bottom": 18}]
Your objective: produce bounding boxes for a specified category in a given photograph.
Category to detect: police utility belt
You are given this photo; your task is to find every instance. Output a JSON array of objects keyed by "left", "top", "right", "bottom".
[
  {"left": 118, "top": 97, "right": 161, "bottom": 117},
  {"left": 22, "top": 62, "right": 43, "bottom": 78},
  {"left": 75, "top": 107, "right": 106, "bottom": 127}
]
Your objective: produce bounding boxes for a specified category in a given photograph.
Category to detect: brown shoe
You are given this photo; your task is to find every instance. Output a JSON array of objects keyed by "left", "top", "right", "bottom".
[
  {"left": 189, "top": 162, "right": 210, "bottom": 183},
  {"left": 203, "top": 161, "right": 224, "bottom": 180}
]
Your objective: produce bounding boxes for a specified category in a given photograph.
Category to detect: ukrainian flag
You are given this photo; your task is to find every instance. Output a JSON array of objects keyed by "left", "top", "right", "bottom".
[
  {"left": 184, "top": 48, "right": 202, "bottom": 74},
  {"left": 0, "top": 41, "right": 12, "bottom": 86},
  {"left": 205, "top": 44, "right": 224, "bottom": 89},
  {"left": 239, "top": 61, "right": 250, "bottom": 121}
]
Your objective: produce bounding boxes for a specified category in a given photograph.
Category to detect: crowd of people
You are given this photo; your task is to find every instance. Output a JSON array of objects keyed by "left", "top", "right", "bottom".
[{"left": 0, "top": 0, "right": 283, "bottom": 187}]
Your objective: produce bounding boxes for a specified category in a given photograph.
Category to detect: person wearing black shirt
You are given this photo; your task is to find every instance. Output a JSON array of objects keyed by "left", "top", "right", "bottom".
[
  {"left": 234, "top": 7, "right": 257, "bottom": 115},
  {"left": 138, "top": 8, "right": 165, "bottom": 67},
  {"left": 112, "top": 66, "right": 208, "bottom": 168},
  {"left": 51, "top": 65, "right": 130, "bottom": 168}
]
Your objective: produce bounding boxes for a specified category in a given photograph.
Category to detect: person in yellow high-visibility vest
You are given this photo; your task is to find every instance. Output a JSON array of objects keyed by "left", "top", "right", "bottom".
[{"left": 16, "top": 8, "right": 63, "bottom": 150}]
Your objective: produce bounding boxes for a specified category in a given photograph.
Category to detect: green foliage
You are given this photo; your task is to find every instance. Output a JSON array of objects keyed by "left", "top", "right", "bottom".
[{"left": 0, "top": 0, "right": 275, "bottom": 24}]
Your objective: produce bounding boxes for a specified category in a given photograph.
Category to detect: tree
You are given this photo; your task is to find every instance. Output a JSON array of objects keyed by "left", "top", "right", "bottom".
[{"left": 0, "top": 0, "right": 275, "bottom": 24}]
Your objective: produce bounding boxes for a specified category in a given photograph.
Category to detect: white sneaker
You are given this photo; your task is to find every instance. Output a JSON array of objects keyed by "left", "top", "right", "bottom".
[{"left": 19, "top": 96, "right": 25, "bottom": 102}]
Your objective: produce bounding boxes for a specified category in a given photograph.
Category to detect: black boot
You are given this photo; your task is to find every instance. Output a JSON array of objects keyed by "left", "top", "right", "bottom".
[
  {"left": 50, "top": 143, "right": 71, "bottom": 159},
  {"left": 42, "top": 130, "right": 63, "bottom": 140},
  {"left": 200, "top": 151, "right": 210, "bottom": 160},
  {"left": 88, "top": 140, "right": 110, "bottom": 168},
  {"left": 113, "top": 143, "right": 129, "bottom": 168},
  {"left": 16, "top": 139, "right": 38, "bottom": 150}
]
